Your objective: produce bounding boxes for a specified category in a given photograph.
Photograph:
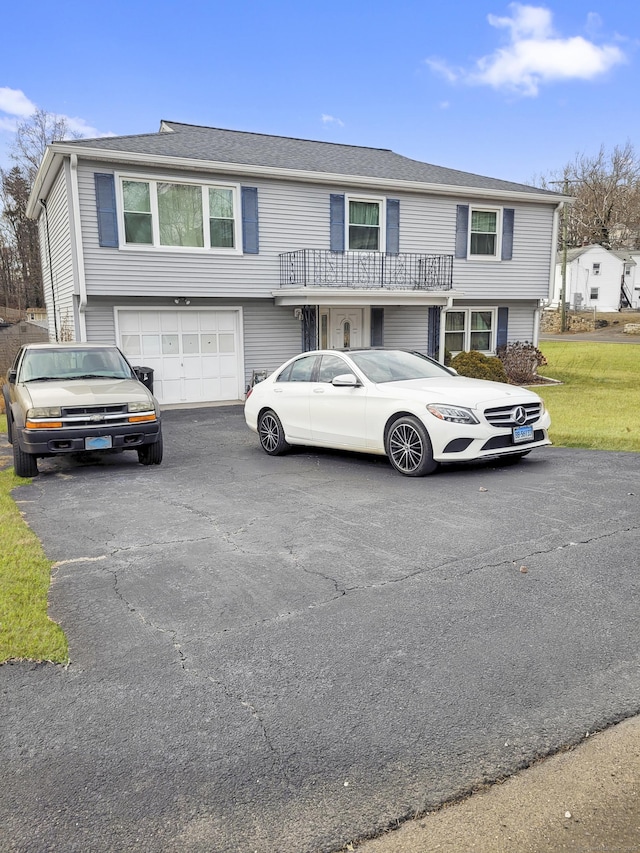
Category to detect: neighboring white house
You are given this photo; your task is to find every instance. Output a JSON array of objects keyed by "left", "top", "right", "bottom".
[
  {"left": 552, "top": 245, "right": 639, "bottom": 312},
  {"left": 26, "top": 120, "right": 564, "bottom": 406}
]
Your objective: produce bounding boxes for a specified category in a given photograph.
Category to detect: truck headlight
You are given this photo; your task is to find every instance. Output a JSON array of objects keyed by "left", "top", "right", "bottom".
[
  {"left": 27, "top": 407, "right": 62, "bottom": 418},
  {"left": 128, "top": 401, "right": 153, "bottom": 413}
]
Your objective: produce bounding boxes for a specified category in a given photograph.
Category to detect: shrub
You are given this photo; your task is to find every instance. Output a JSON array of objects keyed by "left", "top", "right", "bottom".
[
  {"left": 450, "top": 350, "right": 508, "bottom": 383},
  {"left": 497, "top": 341, "right": 547, "bottom": 385}
]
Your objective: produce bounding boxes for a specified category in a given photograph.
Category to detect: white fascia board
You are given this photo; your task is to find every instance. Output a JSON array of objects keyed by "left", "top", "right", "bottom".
[
  {"left": 26, "top": 148, "right": 64, "bottom": 218},
  {"left": 273, "top": 289, "right": 465, "bottom": 306},
  {"left": 39, "top": 143, "right": 568, "bottom": 206}
]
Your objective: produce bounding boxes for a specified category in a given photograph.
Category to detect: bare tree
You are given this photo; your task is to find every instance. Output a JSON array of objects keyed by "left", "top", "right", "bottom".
[
  {"left": 538, "top": 143, "right": 640, "bottom": 250},
  {"left": 0, "top": 109, "right": 79, "bottom": 311}
]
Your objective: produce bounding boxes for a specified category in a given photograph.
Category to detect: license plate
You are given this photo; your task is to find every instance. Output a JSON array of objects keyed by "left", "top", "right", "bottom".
[
  {"left": 85, "top": 435, "right": 113, "bottom": 450},
  {"left": 513, "top": 425, "right": 534, "bottom": 444}
]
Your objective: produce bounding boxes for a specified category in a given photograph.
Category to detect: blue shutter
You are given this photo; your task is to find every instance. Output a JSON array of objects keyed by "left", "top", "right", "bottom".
[
  {"left": 386, "top": 199, "right": 400, "bottom": 255},
  {"left": 330, "top": 194, "right": 345, "bottom": 252},
  {"left": 428, "top": 306, "right": 441, "bottom": 359},
  {"left": 501, "top": 208, "right": 514, "bottom": 260},
  {"left": 371, "top": 307, "right": 384, "bottom": 346},
  {"left": 455, "top": 205, "right": 469, "bottom": 259},
  {"left": 302, "top": 306, "right": 317, "bottom": 351},
  {"left": 241, "top": 187, "right": 259, "bottom": 254},
  {"left": 94, "top": 173, "right": 118, "bottom": 248},
  {"left": 497, "top": 307, "right": 509, "bottom": 349}
]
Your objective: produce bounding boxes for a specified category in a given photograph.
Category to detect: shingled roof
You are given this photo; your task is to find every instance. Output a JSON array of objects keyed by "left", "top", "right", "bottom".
[{"left": 57, "top": 120, "right": 557, "bottom": 197}]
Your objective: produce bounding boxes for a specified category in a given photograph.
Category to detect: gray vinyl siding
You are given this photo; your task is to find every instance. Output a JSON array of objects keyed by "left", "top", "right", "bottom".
[
  {"left": 381, "top": 306, "right": 430, "bottom": 350},
  {"left": 75, "top": 160, "right": 555, "bottom": 303},
  {"left": 39, "top": 166, "right": 75, "bottom": 340}
]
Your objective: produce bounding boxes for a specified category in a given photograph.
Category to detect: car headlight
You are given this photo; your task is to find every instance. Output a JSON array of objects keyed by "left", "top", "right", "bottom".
[
  {"left": 426, "top": 404, "right": 479, "bottom": 424},
  {"left": 27, "top": 407, "right": 62, "bottom": 418},
  {"left": 128, "top": 401, "right": 153, "bottom": 413}
]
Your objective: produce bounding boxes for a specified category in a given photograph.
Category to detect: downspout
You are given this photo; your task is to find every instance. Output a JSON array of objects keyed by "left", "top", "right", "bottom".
[
  {"left": 548, "top": 202, "right": 562, "bottom": 305},
  {"left": 39, "top": 199, "right": 59, "bottom": 341},
  {"left": 69, "top": 154, "right": 88, "bottom": 341}
]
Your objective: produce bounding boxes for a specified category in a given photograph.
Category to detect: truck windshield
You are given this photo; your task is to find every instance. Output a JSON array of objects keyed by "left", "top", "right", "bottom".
[{"left": 21, "top": 348, "right": 133, "bottom": 382}]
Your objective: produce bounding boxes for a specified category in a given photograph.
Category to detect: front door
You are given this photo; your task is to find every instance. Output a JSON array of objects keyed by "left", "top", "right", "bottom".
[{"left": 329, "top": 308, "right": 364, "bottom": 349}]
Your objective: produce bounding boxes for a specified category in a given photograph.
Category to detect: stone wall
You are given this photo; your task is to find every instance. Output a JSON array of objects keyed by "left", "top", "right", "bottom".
[{"left": 540, "top": 311, "right": 596, "bottom": 333}]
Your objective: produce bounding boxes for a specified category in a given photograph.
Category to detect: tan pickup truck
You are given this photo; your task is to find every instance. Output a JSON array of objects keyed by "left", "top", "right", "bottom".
[{"left": 3, "top": 342, "right": 163, "bottom": 477}]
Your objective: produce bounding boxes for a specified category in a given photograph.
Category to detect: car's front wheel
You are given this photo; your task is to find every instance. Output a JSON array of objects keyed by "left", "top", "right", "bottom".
[
  {"left": 13, "top": 439, "right": 38, "bottom": 478},
  {"left": 258, "top": 409, "right": 290, "bottom": 456},
  {"left": 137, "top": 431, "right": 163, "bottom": 465},
  {"left": 386, "top": 416, "right": 437, "bottom": 477}
]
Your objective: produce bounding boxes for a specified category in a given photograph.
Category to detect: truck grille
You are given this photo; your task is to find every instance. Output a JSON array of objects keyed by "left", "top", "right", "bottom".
[
  {"left": 484, "top": 402, "right": 542, "bottom": 428},
  {"left": 59, "top": 404, "right": 138, "bottom": 428}
]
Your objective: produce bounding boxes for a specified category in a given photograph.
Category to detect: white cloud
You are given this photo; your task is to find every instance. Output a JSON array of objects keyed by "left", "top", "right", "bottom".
[
  {"left": 0, "top": 86, "right": 105, "bottom": 139},
  {"left": 0, "top": 87, "right": 36, "bottom": 118},
  {"left": 426, "top": 4, "right": 626, "bottom": 97},
  {"left": 321, "top": 114, "right": 345, "bottom": 127}
]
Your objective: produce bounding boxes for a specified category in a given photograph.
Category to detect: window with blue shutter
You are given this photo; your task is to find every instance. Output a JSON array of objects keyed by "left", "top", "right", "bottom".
[
  {"left": 241, "top": 186, "right": 259, "bottom": 254},
  {"left": 94, "top": 173, "right": 118, "bottom": 248},
  {"left": 455, "top": 205, "right": 469, "bottom": 259},
  {"left": 386, "top": 199, "right": 400, "bottom": 255},
  {"left": 330, "top": 194, "right": 345, "bottom": 252},
  {"left": 501, "top": 208, "right": 514, "bottom": 260}
]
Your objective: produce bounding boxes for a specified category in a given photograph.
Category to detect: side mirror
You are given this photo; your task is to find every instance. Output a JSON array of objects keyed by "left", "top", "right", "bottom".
[
  {"left": 332, "top": 373, "right": 360, "bottom": 387},
  {"left": 7, "top": 368, "right": 17, "bottom": 384}
]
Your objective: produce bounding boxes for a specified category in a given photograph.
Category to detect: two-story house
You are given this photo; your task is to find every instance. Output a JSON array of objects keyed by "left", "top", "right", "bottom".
[
  {"left": 552, "top": 245, "right": 639, "bottom": 312},
  {"left": 27, "top": 121, "right": 564, "bottom": 406}
]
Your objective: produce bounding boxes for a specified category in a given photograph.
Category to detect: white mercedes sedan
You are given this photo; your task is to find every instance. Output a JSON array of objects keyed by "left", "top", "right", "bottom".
[{"left": 244, "top": 348, "right": 551, "bottom": 477}]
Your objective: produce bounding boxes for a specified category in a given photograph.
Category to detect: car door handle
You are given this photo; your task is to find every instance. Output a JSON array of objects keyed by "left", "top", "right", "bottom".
[
  {"left": 273, "top": 388, "right": 283, "bottom": 393},
  {"left": 313, "top": 388, "right": 325, "bottom": 394}
]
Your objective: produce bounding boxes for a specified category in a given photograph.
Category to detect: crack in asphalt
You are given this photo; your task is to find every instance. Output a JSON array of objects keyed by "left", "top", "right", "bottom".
[{"left": 106, "top": 562, "right": 294, "bottom": 785}]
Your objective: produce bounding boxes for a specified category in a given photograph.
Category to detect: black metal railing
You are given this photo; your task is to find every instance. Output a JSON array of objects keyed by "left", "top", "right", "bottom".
[{"left": 279, "top": 250, "right": 453, "bottom": 290}]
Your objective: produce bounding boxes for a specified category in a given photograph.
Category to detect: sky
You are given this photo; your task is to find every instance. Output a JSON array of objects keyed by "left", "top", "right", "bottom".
[{"left": 1, "top": 0, "right": 639, "bottom": 186}]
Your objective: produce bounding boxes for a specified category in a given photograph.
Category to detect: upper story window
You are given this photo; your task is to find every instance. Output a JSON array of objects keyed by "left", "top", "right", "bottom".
[
  {"left": 120, "top": 177, "right": 239, "bottom": 251},
  {"left": 348, "top": 198, "right": 381, "bottom": 251},
  {"left": 592, "top": 262, "right": 601, "bottom": 275},
  {"left": 469, "top": 208, "right": 499, "bottom": 257}
]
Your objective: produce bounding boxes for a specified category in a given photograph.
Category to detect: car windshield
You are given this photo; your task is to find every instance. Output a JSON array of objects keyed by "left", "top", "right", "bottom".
[
  {"left": 20, "top": 348, "right": 134, "bottom": 382},
  {"left": 349, "top": 349, "right": 452, "bottom": 383}
]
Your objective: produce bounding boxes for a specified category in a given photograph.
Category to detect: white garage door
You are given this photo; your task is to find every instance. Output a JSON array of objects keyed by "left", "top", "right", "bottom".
[{"left": 117, "top": 309, "right": 243, "bottom": 405}]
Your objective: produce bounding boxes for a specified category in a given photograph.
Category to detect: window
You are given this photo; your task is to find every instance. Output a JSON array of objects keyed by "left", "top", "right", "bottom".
[
  {"left": 590, "top": 287, "right": 599, "bottom": 300},
  {"left": 348, "top": 198, "right": 381, "bottom": 251},
  {"left": 120, "top": 177, "right": 239, "bottom": 250},
  {"left": 469, "top": 209, "right": 499, "bottom": 257},
  {"left": 592, "top": 263, "right": 601, "bottom": 275},
  {"left": 317, "top": 354, "right": 349, "bottom": 383},
  {"left": 444, "top": 309, "right": 495, "bottom": 354},
  {"left": 276, "top": 355, "right": 318, "bottom": 382}
]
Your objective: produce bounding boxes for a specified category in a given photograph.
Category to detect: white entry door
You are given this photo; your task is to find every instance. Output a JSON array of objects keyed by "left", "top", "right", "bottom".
[
  {"left": 329, "top": 308, "right": 364, "bottom": 349},
  {"left": 117, "top": 309, "right": 243, "bottom": 404}
]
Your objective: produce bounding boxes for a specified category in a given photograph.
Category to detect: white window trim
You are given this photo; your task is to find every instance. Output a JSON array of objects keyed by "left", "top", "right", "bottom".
[
  {"left": 441, "top": 307, "right": 497, "bottom": 356},
  {"left": 345, "top": 194, "right": 386, "bottom": 253},
  {"left": 116, "top": 172, "right": 242, "bottom": 254},
  {"left": 468, "top": 207, "right": 502, "bottom": 261}
]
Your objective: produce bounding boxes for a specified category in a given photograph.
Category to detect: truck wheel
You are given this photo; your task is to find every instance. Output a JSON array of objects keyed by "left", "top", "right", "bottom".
[
  {"left": 13, "top": 440, "right": 38, "bottom": 478},
  {"left": 138, "top": 432, "right": 163, "bottom": 465}
]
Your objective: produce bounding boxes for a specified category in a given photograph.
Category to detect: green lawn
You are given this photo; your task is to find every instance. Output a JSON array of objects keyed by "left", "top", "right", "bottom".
[{"left": 536, "top": 342, "right": 640, "bottom": 452}]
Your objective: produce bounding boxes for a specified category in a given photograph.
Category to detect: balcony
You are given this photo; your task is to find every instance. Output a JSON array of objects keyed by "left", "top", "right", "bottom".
[{"left": 279, "top": 250, "right": 453, "bottom": 291}]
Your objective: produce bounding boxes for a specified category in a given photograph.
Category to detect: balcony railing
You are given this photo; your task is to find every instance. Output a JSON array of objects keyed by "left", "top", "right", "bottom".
[{"left": 279, "top": 250, "right": 453, "bottom": 291}]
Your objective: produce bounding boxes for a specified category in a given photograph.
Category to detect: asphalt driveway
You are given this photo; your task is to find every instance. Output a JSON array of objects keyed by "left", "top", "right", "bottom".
[{"left": 2, "top": 406, "right": 640, "bottom": 852}]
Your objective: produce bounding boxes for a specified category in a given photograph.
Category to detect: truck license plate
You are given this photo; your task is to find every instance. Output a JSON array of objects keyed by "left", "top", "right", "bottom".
[{"left": 85, "top": 435, "right": 113, "bottom": 450}]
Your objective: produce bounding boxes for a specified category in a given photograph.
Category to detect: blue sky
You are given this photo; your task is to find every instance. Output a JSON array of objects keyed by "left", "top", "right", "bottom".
[{"left": 1, "top": 1, "right": 638, "bottom": 184}]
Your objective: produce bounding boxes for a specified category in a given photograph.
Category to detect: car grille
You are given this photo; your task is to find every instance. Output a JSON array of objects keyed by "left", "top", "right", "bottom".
[
  {"left": 484, "top": 402, "right": 542, "bottom": 428},
  {"left": 59, "top": 404, "right": 133, "bottom": 428}
]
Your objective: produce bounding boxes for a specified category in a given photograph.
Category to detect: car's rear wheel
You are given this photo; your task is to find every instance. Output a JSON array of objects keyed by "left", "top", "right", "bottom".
[
  {"left": 258, "top": 409, "right": 290, "bottom": 456},
  {"left": 386, "top": 416, "right": 437, "bottom": 477},
  {"left": 13, "top": 439, "right": 38, "bottom": 478},
  {"left": 138, "top": 431, "right": 163, "bottom": 465}
]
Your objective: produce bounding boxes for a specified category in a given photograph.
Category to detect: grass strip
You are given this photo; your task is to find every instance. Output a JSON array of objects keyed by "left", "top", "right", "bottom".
[
  {"left": 537, "top": 341, "right": 640, "bottom": 452},
  {"left": 0, "top": 443, "right": 68, "bottom": 662}
]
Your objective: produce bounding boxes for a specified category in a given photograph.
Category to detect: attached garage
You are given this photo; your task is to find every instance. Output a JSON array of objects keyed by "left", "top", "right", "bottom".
[{"left": 116, "top": 308, "right": 244, "bottom": 405}]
